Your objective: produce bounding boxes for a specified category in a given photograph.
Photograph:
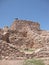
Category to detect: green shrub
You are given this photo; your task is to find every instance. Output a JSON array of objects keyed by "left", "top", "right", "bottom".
[{"left": 24, "top": 59, "right": 45, "bottom": 65}]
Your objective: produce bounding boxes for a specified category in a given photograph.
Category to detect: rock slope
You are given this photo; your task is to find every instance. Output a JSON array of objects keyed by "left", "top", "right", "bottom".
[{"left": 0, "top": 19, "right": 49, "bottom": 60}]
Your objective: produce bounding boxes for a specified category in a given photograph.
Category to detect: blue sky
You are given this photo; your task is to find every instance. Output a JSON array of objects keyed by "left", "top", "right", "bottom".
[{"left": 0, "top": 0, "right": 49, "bottom": 30}]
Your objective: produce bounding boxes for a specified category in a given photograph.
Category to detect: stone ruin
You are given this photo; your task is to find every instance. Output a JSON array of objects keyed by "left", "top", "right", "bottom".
[{"left": 0, "top": 19, "right": 49, "bottom": 60}]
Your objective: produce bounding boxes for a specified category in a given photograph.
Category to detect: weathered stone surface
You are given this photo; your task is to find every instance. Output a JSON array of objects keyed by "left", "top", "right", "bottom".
[
  {"left": 10, "top": 20, "right": 40, "bottom": 31},
  {"left": 0, "top": 19, "right": 49, "bottom": 59}
]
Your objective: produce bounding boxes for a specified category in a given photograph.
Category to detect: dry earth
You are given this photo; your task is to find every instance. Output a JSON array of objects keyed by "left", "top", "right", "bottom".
[{"left": 0, "top": 60, "right": 24, "bottom": 65}]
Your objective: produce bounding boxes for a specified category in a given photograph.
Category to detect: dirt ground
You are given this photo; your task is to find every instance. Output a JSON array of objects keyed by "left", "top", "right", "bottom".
[
  {"left": 0, "top": 58, "right": 49, "bottom": 65},
  {"left": 0, "top": 60, "right": 24, "bottom": 65}
]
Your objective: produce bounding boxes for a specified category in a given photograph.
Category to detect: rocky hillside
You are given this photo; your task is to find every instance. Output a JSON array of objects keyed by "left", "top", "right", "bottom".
[{"left": 0, "top": 19, "right": 49, "bottom": 60}]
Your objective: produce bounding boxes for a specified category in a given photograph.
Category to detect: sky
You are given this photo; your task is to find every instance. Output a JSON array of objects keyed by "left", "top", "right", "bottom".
[{"left": 0, "top": 0, "right": 49, "bottom": 30}]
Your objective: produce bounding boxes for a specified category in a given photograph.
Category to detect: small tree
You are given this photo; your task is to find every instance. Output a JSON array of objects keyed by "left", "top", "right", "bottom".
[{"left": 15, "top": 18, "right": 18, "bottom": 20}]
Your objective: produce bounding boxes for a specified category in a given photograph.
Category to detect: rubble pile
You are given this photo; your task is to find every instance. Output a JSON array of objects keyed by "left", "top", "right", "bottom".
[{"left": 0, "top": 19, "right": 49, "bottom": 60}]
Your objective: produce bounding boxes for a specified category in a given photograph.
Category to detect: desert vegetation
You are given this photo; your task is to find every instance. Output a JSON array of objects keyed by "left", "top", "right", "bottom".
[{"left": 24, "top": 59, "right": 45, "bottom": 65}]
